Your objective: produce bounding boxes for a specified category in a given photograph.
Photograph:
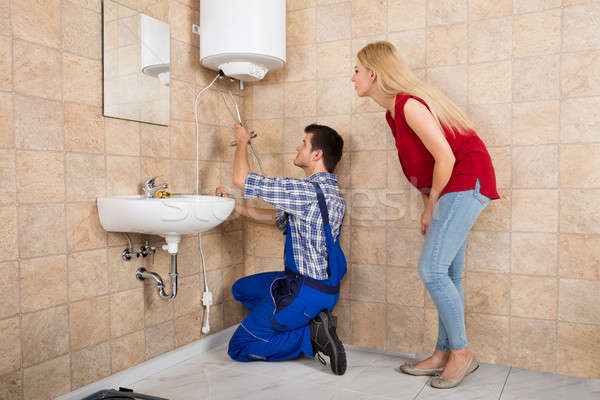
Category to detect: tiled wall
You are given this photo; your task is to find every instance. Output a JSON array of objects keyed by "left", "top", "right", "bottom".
[
  {"left": 0, "top": 0, "right": 248, "bottom": 398},
  {"left": 242, "top": 0, "right": 600, "bottom": 380}
]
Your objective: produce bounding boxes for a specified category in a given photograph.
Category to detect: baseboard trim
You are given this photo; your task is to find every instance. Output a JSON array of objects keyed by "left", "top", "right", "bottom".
[{"left": 56, "top": 325, "right": 237, "bottom": 400}]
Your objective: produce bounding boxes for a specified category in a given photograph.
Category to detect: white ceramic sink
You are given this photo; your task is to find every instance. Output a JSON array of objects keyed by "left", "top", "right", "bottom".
[{"left": 97, "top": 194, "right": 235, "bottom": 253}]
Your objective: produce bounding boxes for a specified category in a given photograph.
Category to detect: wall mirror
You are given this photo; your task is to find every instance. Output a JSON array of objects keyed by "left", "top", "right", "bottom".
[{"left": 103, "top": 0, "right": 170, "bottom": 126}]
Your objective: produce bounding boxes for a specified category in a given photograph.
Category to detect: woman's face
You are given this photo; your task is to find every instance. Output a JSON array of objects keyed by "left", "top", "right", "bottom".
[{"left": 352, "top": 60, "right": 375, "bottom": 97}]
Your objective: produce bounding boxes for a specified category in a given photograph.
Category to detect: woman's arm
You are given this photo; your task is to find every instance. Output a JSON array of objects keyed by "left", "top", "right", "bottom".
[{"left": 404, "top": 98, "right": 456, "bottom": 233}]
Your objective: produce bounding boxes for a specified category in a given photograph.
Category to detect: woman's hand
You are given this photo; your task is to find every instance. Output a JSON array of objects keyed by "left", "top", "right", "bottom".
[
  {"left": 421, "top": 202, "right": 434, "bottom": 235},
  {"left": 234, "top": 124, "right": 251, "bottom": 145}
]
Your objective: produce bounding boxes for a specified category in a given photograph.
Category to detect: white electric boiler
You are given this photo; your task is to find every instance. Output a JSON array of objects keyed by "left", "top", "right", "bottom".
[{"left": 199, "top": 0, "right": 286, "bottom": 81}]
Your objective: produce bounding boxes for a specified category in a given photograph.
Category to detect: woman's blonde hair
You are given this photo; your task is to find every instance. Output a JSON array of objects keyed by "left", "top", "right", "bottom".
[{"left": 357, "top": 41, "right": 474, "bottom": 134}]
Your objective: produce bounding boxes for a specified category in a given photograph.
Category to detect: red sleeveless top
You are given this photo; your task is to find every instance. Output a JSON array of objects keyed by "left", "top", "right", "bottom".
[{"left": 386, "top": 93, "right": 499, "bottom": 199}]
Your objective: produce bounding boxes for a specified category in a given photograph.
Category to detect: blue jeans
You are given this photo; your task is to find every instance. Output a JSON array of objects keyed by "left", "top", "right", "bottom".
[{"left": 418, "top": 180, "right": 490, "bottom": 351}]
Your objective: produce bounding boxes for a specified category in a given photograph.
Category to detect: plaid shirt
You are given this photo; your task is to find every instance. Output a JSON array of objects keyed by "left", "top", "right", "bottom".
[{"left": 244, "top": 171, "right": 345, "bottom": 280}]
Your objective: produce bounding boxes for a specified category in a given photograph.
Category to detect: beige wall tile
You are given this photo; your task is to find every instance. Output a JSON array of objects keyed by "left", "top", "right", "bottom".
[
  {"left": 62, "top": 1, "right": 102, "bottom": 59},
  {"left": 170, "top": 40, "right": 198, "bottom": 84},
  {"left": 350, "top": 151, "right": 386, "bottom": 189},
  {"left": 317, "top": 78, "right": 352, "bottom": 116},
  {"left": 66, "top": 202, "right": 106, "bottom": 252},
  {"left": 14, "top": 96, "right": 63, "bottom": 151},
  {"left": 560, "top": 96, "right": 600, "bottom": 143},
  {"left": 107, "top": 246, "right": 144, "bottom": 293},
  {"left": 168, "top": 1, "right": 197, "bottom": 45},
  {"left": 175, "top": 312, "right": 201, "bottom": 347},
  {"left": 68, "top": 249, "right": 108, "bottom": 302},
  {"left": 511, "top": 275, "right": 558, "bottom": 319},
  {"left": 18, "top": 204, "right": 66, "bottom": 258},
  {"left": 466, "top": 313, "right": 509, "bottom": 365},
  {"left": 559, "top": 234, "right": 600, "bottom": 280},
  {"left": 351, "top": 188, "right": 387, "bottom": 227},
  {"left": 285, "top": 45, "right": 317, "bottom": 82},
  {"left": 352, "top": 0, "right": 386, "bottom": 37},
  {"left": 560, "top": 144, "right": 600, "bottom": 188},
  {"left": 426, "top": 24, "right": 467, "bottom": 66},
  {"left": 428, "top": 0, "right": 467, "bottom": 26},
  {"left": 511, "top": 232, "right": 558, "bottom": 276},
  {"left": 20, "top": 255, "right": 67, "bottom": 313},
  {"left": 250, "top": 119, "right": 283, "bottom": 155},
  {"left": 139, "top": 0, "right": 169, "bottom": 20},
  {"left": 317, "top": 40, "right": 352, "bottom": 79},
  {"left": 111, "top": 288, "right": 144, "bottom": 337},
  {"left": 469, "top": 17, "right": 512, "bottom": 63},
  {"left": 245, "top": 223, "right": 284, "bottom": 258},
  {"left": 429, "top": 66, "right": 468, "bottom": 107},
  {"left": 510, "top": 318, "right": 556, "bottom": 372},
  {"left": 71, "top": 342, "right": 111, "bottom": 390},
  {"left": 465, "top": 272, "right": 510, "bottom": 314},
  {"left": 221, "top": 264, "right": 244, "bottom": 302},
  {"left": 144, "top": 272, "right": 174, "bottom": 326},
  {"left": 350, "top": 112, "right": 388, "bottom": 151},
  {"left": 0, "top": 92, "right": 13, "bottom": 148},
  {"left": 388, "top": 0, "right": 425, "bottom": 32},
  {"left": 23, "top": 355, "right": 70, "bottom": 400},
  {"left": 69, "top": 296, "right": 110, "bottom": 351},
  {"left": 285, "top": 81, "right": 317, "bottom": 117},
  {"left": 105, "top": 118, "right": 140, "bottom": 156},
  {"left": 387, "top": 150, "right": 411, "bottom": 189},
  {"left": 288, "top": 0, "right": 316, "bottom": 9},
  {"left": 16, "top": 151, "right": 65, "bottom": 203},
  {"left": 145, "top": 320, "right": 175, "bottom": 359},
  {"left": 468, "top": 61, "right": 511, "bottom": 104},
  {"left": 512, "top": 145, "right": 558, "bottom": 188},
  {"left": 488, "top": 146, "right": 510, "bottom": 189},
  {"left": 170, "top": 79, "right": 196, "bottom": 121},
  {"left": 169, "top": 119, "right": 195, "bottom": 159},
  {"left": 0, "top": 150, "right": 15, "bottom": 204},
  {"left": 111, "top": 330, "right": 145, "bottom": 373},
  {"left": 468, "top": 104, "right": 511, "bottom": 147},
  {"left": 0, "top": 317, "right": 20, "bottom": 375},
  {"left": 252, "top": 84, "right": 284, "bottom": 119},
  {"left": 388, "top": 30, "right": 427, "bottom": 69},
  {"left": 512, "top": 101, "right": 559, "bottom": 145},
  {"left": 63, "top": 53, "right": 102, "bottom": 106},
  {"left": 0, "top": 370, "right": 21, "bottom": 400},
  {"left": 350, "top": 263, "right": 385, "bottom": 302},
  {"left": 0, "top": 0, "right": 9, "bottom": 35},
  {"left": 14, "top": 40, "right": 61, "bottom": 100},
  {"left": 0, "top": 206, "right": 17, "bottom": 262},
  {"left": 514, "top": 0, "right": 561, "bottom": 13},
  {"left": 385, "top": 190, "right": 422, "bottom": 229},
  {"left": 12, "top": 0, "right": 61, "bottom": 48},
  {"left": 386, "top": 305, "right": 424, "bottom": 353},
  {"left": 563, "top": 3, "right": 600, "bottom": 52},
  {"left": 287, "top": 7, "right": 316, "bottom": 46},
  {"left": 64, "top": 102, "right": 104, "bottom": 153},
  {"left": 317, "top": 2, "right": 351, "bottom": 42},
  {"left": 0, "top": 36, "right": 12, "bottom": 92},
  {"left": 560, "top": 189, "right": 600, "bottom": 234},
  {"left": 351, "top": 301, "right": 385, "bottom": 349},
  {"left": 468, "top": 0, "right": 512, "bottom": 20},
  {"left": 472, "top": 193, "right": 511, "bottom": 230},
  {"left": 513, "top": 55, "right": 560, "bottom": 101},
  {"left": 21, "top": 306, "right": 69, "bottom": 367},
  {"left": 174, "top": 275, "right": 201, "bottom": 317},
  {"left": 424, "top": 308, "right": 439, "bottom": 350},
  {"left": 347, "top": 225, "right": 383, "bottom": 267},
  {"left": 65, "top": 153, "right": 105, "bottom": 201},
  {"left": 562, "top": 51, "right": 600, "bottom": 98},
  {"left": 557, "top": 322, "right": 600, "bottom": 378},
  {"left": 511, "top": 189, "right": 558, "bottom": 232},
  {"left": 387, "top": 267, "right": 424, "bottom": 307},
  {"left": 559, "top": 279, "right": 600, "bottom": 324},
  {"left": 168, "top": 159, "right": 195, "bottom": 193},
  {"left": 514, "top": 10, "right": 561, "bottom": 58},
  {"left": 0, "top": 262, "right": 19, "bottom": 319},
  {"left": 106, "top": 155, "right": 140, "bottom": 196},
  {"left": 140, "top": 124, "right": 169, "bottom": 157},
  {"left": 222, "top": 232, "right": 244, "bottom": 267},
  {"left": 465, "top": 231, "right": 510, "bottom": 273}
]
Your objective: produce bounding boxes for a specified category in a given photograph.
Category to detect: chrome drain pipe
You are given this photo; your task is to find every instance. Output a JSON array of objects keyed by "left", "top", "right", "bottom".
[{"left": 136, "top": 254, "right": 178, "bottom": 302}]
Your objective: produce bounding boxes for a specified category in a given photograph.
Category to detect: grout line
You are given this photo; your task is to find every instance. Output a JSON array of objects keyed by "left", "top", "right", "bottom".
[{"left": 498, "top": 365, "right": 512, "bottom": 399}]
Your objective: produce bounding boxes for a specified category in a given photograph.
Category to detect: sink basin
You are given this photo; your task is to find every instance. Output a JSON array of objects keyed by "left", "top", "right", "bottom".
[{"left": 97, "top": 194, "right": 235, "bottom": 253}]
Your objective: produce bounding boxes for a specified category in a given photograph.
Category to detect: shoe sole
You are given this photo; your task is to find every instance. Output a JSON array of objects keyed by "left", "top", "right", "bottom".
[
  {"left": 319, "top": 310, "right": 347, "bottom": 376},
  {"left": 398, "top": 364, "right": 444, "bottom": 376},
  {"left": 430, "top": 358, "right": 479, "bottom": 389}
]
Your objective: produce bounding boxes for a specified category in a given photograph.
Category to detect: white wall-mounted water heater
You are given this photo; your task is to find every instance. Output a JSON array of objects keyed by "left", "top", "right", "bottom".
[{"left": 199, "top": 0, "right": 286, "bottom": 81}]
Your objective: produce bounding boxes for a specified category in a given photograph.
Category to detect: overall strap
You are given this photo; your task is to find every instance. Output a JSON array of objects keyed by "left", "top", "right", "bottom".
[{"left": 311, "top": 182, "right": 330, "bottom": 227}]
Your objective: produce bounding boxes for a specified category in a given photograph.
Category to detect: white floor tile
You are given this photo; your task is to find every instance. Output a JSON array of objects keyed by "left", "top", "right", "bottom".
[{"left": 501, "top": 367, "right": 600, "bottom": 400}]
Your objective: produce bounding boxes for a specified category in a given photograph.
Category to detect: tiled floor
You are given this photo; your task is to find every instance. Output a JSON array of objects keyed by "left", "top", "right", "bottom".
[{"left": 130, "top": 345, "right": 600, "bottom": 400}]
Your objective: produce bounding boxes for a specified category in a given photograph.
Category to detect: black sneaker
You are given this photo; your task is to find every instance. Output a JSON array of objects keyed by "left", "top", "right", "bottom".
[{"left": 309, "top": 310, "right": 347, "bottom": 375}]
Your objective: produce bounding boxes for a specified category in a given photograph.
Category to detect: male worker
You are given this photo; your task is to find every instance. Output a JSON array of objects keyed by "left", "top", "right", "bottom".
[{"left": 216, "top": 123, "right": 347, "bottom": 375}]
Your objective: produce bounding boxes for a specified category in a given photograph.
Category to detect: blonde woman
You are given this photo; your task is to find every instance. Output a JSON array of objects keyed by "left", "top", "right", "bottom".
[{"left": 353, "top": 41, "right": 499, "bottom": 389}]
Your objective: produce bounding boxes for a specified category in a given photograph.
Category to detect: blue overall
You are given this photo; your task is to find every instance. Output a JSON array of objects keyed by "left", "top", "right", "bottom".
[{"left": 228, "top": 182, "right": 347, "bottom": 362}]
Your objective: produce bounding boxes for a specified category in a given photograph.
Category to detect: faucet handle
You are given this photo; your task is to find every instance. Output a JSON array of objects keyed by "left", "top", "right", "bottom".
[{"left": 144, "top": 176, "right": 158, "bottom": 188}]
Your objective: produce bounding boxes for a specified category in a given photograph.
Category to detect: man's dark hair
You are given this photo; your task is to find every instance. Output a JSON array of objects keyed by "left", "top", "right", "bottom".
[{"left": 304, "top": 124, "right": 344, "bottom": 173}]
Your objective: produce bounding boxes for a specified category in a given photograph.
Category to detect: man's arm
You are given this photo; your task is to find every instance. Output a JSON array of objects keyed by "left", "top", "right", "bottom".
[
  {"left": 232, "top": 124, "right": 251, "bottom": 190},
  {"left": 235, "top": 204, "right": 277, "bottom": 225}
]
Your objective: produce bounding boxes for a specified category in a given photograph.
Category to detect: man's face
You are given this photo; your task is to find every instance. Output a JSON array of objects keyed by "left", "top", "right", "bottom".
[{"left": 294, "top": 133, "right": 315, "bottom": 168}]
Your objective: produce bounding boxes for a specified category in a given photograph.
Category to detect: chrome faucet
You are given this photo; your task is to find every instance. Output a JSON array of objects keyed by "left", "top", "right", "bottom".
[{"left": 143, "top": 176, "right": 168, "bottom": 198}]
